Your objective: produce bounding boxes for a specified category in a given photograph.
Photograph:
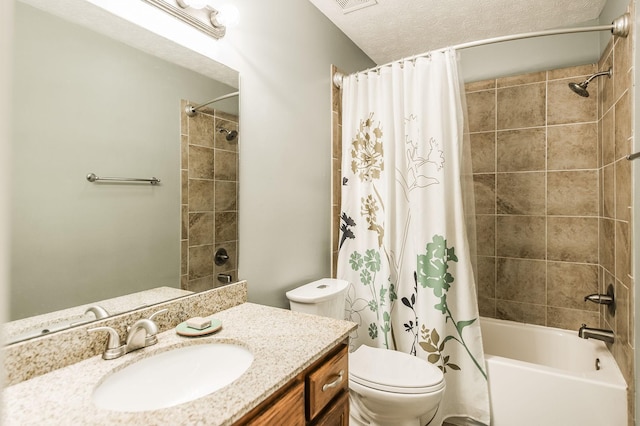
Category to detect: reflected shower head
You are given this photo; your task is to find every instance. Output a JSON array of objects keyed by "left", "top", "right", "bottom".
[
  {"left": 218, "top": 127, "right": 238, "bottom": 141},
  {"left": 568, "top": 67, "right": 612, "bottom": 97}
]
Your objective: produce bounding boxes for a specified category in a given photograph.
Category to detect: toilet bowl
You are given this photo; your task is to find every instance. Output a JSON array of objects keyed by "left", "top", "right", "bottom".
[
  {"left": 286, "top": 278, "right": 446, "bottom": 426},
  {"left": 349, "top": 344, "right": 445, "bottom": 426}
]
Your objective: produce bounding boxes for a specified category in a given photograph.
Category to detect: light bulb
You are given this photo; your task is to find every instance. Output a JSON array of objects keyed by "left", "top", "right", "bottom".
[{"left": 215, "top": 4, "right": 240, "bottom": 27}]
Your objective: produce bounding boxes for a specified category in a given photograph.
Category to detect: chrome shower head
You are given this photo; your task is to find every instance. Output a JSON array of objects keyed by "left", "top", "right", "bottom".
[
  {"left": 568, "top": 67, "right": 612, "bottom": 98},
  {"left": 218, "top": 127, "right": 238, "bottom": 141},
  {"left": 569, "top": 81, "right": 590, "bottom": 97}
]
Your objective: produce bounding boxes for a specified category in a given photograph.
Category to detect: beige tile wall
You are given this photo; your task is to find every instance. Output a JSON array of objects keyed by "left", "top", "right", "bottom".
[
  {"left": 466, "top": 9, "right": 634, "bottom": 420},
  {"left": 180, "top": 101, "right": 239, "bottom": 291},
  {"left": 598, "top": 16, "right": 635, "bottom": 422},
  {"left": 466, "top": 64, "right": 603, "bottom": 329}
]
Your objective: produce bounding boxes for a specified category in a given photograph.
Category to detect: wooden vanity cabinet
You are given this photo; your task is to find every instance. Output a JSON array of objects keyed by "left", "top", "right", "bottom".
[
  {"left": 310, "top": 390, "right": 349, "bottom": 426},
  {"left": 237, "top": 342, "right": 349, "bottom": 426},
  {"left": 242, "top": 379, "right": 306, "bottom": 426}
]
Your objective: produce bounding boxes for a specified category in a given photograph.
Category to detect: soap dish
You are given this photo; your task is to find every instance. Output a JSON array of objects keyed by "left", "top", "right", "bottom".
[{"left": 175, "top": 318, "right": 222, "bottom": 337}]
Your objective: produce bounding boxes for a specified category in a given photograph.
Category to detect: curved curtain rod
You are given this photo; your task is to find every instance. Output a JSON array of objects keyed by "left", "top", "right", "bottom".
[
  {"left": 333, "top": 13, "right": 630, "bottom": 88},
  {"left": 185, "top": 91, "right": 239, "bottom": 117}
]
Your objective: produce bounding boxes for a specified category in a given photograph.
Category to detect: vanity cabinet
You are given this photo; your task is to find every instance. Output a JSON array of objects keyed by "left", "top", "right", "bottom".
[{"left": 238, "top": 342, "right": 349, "bottom": 425}]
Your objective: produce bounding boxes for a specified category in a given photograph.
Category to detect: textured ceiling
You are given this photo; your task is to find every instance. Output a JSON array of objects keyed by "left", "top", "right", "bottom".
[{"left": 308, "top": 0, "right": 608, "bottom": 64}]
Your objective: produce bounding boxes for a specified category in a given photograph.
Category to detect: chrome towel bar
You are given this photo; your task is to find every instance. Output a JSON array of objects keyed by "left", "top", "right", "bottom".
[
  {"left": 86, "top": 173, "right": 160, "bottom": 185},
  {"left": 626, "top": 152, "right": 640, "bottom": 161}
]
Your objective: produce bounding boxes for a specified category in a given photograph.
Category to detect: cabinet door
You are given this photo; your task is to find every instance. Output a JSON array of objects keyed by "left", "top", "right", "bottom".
[
  {"left": 312, "top": 391, "right": 349, "bottom": 426},
  {"left": 245, "top": 381, "right": 305, "bottom": 426},
  {"left": 306, "top": 345, "right": 348, "bottom": 420}
]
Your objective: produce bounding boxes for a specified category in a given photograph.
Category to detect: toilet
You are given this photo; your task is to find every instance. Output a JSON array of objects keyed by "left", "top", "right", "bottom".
[{"left": 286, "top": 278, "right": 445, "bottom": 426}]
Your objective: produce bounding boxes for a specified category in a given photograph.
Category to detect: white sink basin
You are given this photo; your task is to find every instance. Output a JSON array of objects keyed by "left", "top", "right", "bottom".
[{"left": 92, "top": 342, "right": 253, "bottom": 412}]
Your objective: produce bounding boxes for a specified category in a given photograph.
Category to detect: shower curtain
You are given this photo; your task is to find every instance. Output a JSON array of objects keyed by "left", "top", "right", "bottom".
[{"left": 337, "top": 49, "right": 490, "bottom": 425}]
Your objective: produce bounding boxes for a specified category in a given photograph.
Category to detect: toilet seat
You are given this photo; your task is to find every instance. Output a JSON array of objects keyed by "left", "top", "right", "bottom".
[{"left": 349, "top": 345, "right": 445, "bottom": 394}]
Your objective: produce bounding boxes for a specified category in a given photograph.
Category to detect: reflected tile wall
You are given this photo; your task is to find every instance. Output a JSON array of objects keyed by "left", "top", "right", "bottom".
[
  {"left": 181, "top": 100, "right": 239, "bottom": 291},
  {"left": 466, "top": 12, "right": 635, "bottom": 421}
]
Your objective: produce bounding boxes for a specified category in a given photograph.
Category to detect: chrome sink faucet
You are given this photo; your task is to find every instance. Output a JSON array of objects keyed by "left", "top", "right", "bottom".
[
  {"left": 578, "top": 324, "right": 615, "bottom": 344},
  {"left": 89, "top": 309, "right": 167, "bottom": 360},
  {"left": 125, "top": 318, "right": 160, "bottom": 352}
]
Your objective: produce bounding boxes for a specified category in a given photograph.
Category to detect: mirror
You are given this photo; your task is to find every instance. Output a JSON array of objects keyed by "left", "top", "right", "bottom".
[{"left": 7, "top": 1, "right": 239, "bottom": 344}]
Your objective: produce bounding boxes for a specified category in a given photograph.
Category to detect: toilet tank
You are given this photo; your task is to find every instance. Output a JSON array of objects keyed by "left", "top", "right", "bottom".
[{"left": 285, "top": 278, "right": 349, "bottom": 320}]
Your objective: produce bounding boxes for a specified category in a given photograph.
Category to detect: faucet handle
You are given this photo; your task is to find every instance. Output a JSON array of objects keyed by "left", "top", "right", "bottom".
[
  {"left": 85, "top": 305, "right": 110, "bottom": 319},
  {"left": 148, "top": 308, "right": 168, "bottom": 323},
  {"left": 88, "top": 326, "right": 125, "bottom": 360},
  {"left": 584, "top": 284, "right": 616, "bottom": 315},
  {"left": 142, "top": 309, "right": 168, "bottom": 347},
  {"left": 584, "top": 293, "right": 614, "bottom": 305},
  {"left": 126, "top": 309, "right": 167, "bottom": 333}
]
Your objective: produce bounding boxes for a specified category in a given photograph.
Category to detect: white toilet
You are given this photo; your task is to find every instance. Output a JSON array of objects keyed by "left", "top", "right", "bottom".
[{"left": 286, "top": 278, "right": 445, "bottom": 426}]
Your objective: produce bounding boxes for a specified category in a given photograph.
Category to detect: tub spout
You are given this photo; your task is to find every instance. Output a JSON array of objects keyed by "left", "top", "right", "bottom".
[{"left": 578, "top": 324, "right": 614, "bottom": 344}]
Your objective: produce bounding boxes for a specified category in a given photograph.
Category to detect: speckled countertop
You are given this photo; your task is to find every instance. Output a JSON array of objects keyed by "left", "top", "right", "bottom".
[{"left": 2, "top": 303, "right": 356, "bottom": 425}]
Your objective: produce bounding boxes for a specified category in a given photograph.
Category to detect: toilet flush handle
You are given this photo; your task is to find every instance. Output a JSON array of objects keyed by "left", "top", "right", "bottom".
[{"left": 322, "top": 370, "right": 344, "bottom": 392}]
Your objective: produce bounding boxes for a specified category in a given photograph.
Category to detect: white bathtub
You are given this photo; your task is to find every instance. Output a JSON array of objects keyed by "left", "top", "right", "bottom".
[{"left": 481, "top": 317, "right": 627, "bottom": 426}]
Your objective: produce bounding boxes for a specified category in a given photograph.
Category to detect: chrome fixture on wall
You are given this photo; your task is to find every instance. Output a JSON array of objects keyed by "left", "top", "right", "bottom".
[
  {"left": 86, "top": 172, "right": 161, "bottom": 185},
  {"left": 578, "top": 324, "right": 615, "bottom": 344},
  {"left": 217, "top": 273, "right": 232, "bottom": 284},
  {"left": 139, "top": 0, "right": 232, "bottom": 39},
  {"left": 218, "top": 127, "right": 238, "bottom": 141},
  {"left": 584, "top": 283, "right": 615, "bottom": 315},
  {"left": 214, "top": 248, "right": 230, "bottom": 266},
  {"left": 185, "top": 91, "right": 239, "bottom": 117},
  {"left": 333, "top": 13, "right": 630, "bottom": 89},
  {"left": 627, "top": 152, "right": 640, "bottom": 161},
  {"left": 568, "top": 67, "right": 612, "bottom": 97}
]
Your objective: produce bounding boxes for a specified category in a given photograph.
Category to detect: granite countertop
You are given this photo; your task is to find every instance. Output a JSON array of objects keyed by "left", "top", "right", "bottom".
[{"left": 3, "top": 302, "right": 356, "bottom": 425}]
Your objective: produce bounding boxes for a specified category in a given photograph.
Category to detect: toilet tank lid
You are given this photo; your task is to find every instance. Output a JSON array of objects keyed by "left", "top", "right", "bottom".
[{"left": 285, "top": 278, "right": 349, "bottom": 303}]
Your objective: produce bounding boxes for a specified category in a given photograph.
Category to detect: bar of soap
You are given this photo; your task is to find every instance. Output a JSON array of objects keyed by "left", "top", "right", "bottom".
[{"left": 186, "top": 317, "right": 211, "bottom": 330}]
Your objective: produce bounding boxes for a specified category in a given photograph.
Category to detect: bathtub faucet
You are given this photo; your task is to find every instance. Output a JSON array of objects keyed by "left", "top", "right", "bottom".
[
  {"left": 578, "top": 324, "right": 614, "bottom": 344},
  {"left": 584, "top": 293, "right": 614, "bottom": 305},
  {"left": 584, "top": 283, "right": 616, "bottom": 315}
]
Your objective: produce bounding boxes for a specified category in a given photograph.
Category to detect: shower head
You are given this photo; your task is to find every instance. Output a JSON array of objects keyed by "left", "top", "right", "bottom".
[
  {"left": 568, "top": 81, "right": 590, "bottom": 97},
  {"left": 568, "top": 67, "right": 612, "bottom": 98},
  {"left": 218, "top": 127, "right": 238, "bottom": 141}
]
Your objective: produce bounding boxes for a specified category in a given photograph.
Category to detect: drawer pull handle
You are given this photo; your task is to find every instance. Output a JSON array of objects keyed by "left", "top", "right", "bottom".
[{"left": 322, "top": 370, "right": 344, "bottom": 392}]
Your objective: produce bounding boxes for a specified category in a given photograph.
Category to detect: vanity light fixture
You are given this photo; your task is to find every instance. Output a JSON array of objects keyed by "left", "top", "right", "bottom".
[
  {"left": 213, "top": 3, "right": 240, "bottom": 28},
  {"left": 140, "top": 0, "right": 228, "bottom": 39},
  {"left": 176, "top": 0, "right": 210, "bottom": 8}
]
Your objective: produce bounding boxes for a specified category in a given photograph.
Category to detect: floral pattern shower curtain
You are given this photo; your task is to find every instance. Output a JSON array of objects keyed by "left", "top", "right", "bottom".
[{"left": 337, "top": 49, "right": 490, "bottom": 424}]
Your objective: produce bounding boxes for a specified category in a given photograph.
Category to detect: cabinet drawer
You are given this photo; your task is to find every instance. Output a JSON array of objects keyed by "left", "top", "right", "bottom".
[
  {"left": 312, "top": 390, "right": 349, "bottom": 426},
  {"left": 306, "top": 345, "right": 348, "bottom": 420},
  {"left": 245, "top": 380, "right": 305, "bottom": 426}
]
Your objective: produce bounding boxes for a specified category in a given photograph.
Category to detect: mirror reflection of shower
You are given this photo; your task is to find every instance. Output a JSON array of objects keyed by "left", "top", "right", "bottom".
[
  {"left": 218, "top": 127, "right": 238, "bottom": 141},
  {"left": 185, "top": 91, "right": 239, "bottom": 116},
  {"left": 568, "top": 67, "right": 612, "bottom": 97}
]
